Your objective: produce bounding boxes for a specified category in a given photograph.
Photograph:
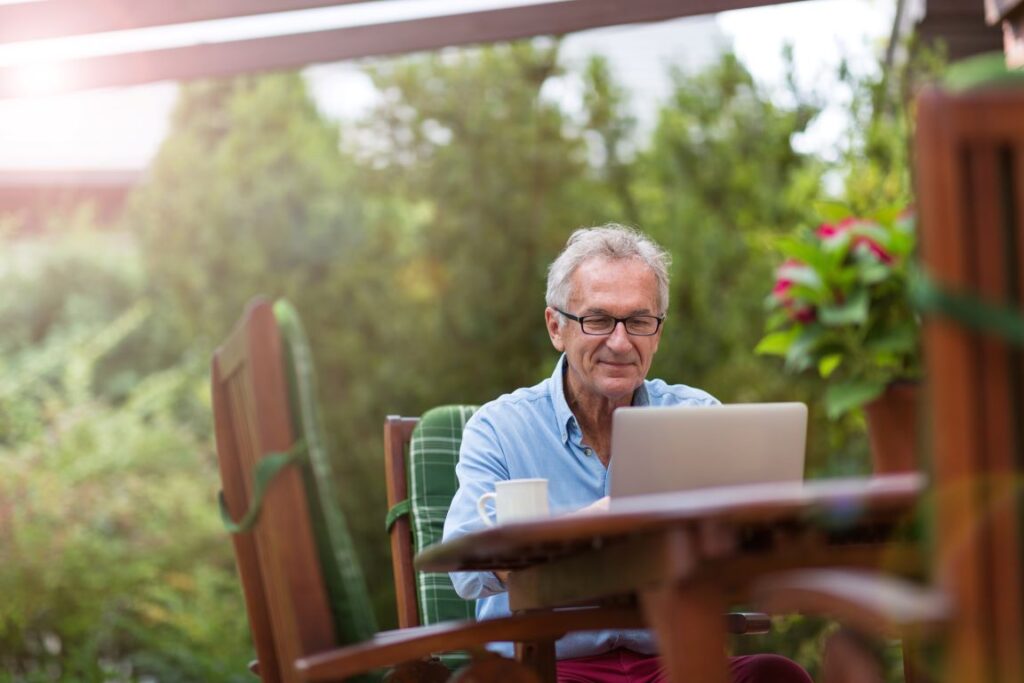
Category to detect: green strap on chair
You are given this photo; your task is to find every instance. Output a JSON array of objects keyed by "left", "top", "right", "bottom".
[
  {"left": 219, "top": 441, "right": 306, "bottom": 534},
  {"left": 219, "top": 298, "right": 379, "bottom": 675},
  {"left": 273, "top": 300, "right": 379, "bottom": 649},
  {"left": 943, "top": 51, "right": 1024, "bottom": 93},
  {"left": 385, "top": 499, "right": 412, "bottom": 532},
  {"left": 910, "top": 268, "right": 1024, "bottom": 346}
]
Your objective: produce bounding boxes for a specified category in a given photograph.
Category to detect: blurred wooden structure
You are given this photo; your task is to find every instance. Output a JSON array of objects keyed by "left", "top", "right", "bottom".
[
  {"left": 917, "top": 0, "right": 1003, "bottom": 61},
  {"left": 986, "top": 0, "right": 1024, "bottom": 65},
  {"left": 0, "top": 0, "right": 1012, "bottom": 99},
  {"left": 417, "top": 475, "right": 925, "bottom": 683},
  {"left": 384, "top": 415, "right": 422, "bottom": 631},
  {"left": 915, "top": 84, "right": 1024, "bottom": 683},
  {"left": 0, "top": 170, "right": 141, "bottom": 234},
  {"left": 0, "top": 0, "right": 807, "bottom": 98},
  {"left": 754, "top": 84, "right": 1024, "bottom": 683},
  {"left": 919, "top": 0, "right": 1004, "bottom": 61}
]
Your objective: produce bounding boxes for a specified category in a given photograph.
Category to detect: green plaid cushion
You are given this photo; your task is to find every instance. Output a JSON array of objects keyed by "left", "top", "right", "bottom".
[
  {"left": 408, "top": 405, "right": 479, "bottom": 669},
  {"left": 274, "top": 300, "right": 379, "bottom": 653}
]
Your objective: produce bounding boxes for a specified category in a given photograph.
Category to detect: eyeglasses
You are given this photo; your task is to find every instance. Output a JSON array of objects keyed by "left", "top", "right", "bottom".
[{"left": 555, "top": 308, "right": 664, "bottom": 336}]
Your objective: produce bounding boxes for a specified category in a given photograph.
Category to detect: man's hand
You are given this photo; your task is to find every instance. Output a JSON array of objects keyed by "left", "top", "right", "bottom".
[
  {"left": 573, "top": 496, "right": 610, "bottom": 514},
  {"left": 492, "top": 498, "right": 608, "bottom": 586}
]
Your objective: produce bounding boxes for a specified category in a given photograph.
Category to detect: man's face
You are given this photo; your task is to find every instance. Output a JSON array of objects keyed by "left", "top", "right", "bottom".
[{"left": 545, "top": 256, "right": 663, "bottom": 406}]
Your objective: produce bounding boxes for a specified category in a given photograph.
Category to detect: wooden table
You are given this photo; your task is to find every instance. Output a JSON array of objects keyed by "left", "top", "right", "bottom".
[{"left": 416, "top": 474, "right": 925, "bottom": 683}]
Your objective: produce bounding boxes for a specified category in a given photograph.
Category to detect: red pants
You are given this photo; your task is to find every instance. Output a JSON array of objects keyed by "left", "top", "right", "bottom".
[{"left": 556, "top": 648, "right": 812, "bottom": 683}]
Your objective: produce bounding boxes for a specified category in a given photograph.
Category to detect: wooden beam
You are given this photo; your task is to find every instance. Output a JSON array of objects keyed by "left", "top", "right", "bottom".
[
  {"left": 0, "top": 0, "right": 365, "bottom": 44},
  {"left": 0, "top": 0, "right": 806, "bottom": 98}
]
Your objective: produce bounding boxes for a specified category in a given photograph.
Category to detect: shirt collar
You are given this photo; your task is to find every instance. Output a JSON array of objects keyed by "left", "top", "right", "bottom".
[
  {"left": 549, "top": 354, "right": 651, "bottom": 443},
  {"left": 550, "top": 354, "right": 576, "bottom": 444}
]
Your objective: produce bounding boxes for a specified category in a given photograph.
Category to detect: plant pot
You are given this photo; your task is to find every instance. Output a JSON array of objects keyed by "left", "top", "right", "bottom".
[{"left": 864, "top": 381, "right": 919, "bottom": 474}]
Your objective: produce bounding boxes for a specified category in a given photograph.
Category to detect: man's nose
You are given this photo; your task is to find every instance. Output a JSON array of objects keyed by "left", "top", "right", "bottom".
[{"left": 605, "top": 321, "right": 633, "bottom": 351}]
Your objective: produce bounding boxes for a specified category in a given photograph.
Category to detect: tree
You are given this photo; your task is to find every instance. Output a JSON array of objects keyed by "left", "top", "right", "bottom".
[
  {"left": 127, "top": 74, "right": 368, "bottom": 347},
  {"left": 353, "top": 41, "right": 608, "bottom": 404}
]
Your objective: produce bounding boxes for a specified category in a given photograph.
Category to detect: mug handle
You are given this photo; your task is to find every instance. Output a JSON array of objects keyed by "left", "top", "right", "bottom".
[{"left": 476, "top": 491, "right": 497, "bottom": 527}]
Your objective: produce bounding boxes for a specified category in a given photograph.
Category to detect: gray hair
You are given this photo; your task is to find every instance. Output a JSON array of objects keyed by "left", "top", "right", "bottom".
[{"left": 545, "top": 224, "right": 671, "bottom": 317}]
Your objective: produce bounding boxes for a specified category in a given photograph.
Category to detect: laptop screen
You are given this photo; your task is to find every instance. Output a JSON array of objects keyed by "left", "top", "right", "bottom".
[{"left": 608, "top": 402, "right": 807, "bottom": 499}]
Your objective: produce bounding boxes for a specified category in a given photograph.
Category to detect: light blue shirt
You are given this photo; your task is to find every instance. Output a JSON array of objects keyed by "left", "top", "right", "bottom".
[{"left": 442, "top": 354, "right": 718, "bottom": 659}]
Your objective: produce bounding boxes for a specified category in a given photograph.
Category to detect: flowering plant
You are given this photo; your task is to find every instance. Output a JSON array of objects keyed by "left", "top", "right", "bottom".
[{"left": 756, "top": 207, "right": 920, "bottom": 418}]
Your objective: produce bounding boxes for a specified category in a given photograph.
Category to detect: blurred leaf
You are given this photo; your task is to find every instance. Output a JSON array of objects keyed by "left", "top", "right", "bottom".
[
  {"left": 818, "top": 354, "right": 842, "bottom": 378},
  {"left": 755, "top": 329, "right": 800, "bottom": 356},
  {"left": 785, "top": 326, "right": 824, "bottom": 373},
  {"left": 819, "top": 290, "right": 869, "bottom": 325},
  {"left": 826, "top": 380, "right": 885, "bottom": 419},
  {"left": 814, "top": 201, "right": 854, "bottom": 223},
  {"left": 866, "top": 322, "right": 917, "bottom": 355}
]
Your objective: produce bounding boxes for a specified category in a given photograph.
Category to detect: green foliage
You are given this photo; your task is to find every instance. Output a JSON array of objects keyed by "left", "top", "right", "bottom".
[
  {"left": 637, "top": 53, "right": 825, "bottom": 389},
  {"left": 753, "top": 36, "right": 942, "bottom": 423},
  {"left": 126, "top": 73, "right": 367, "bottom": 347},
  {"left": 0, "top": 236, "right": 250, "bottom": 682},
  {"left": 836, "top": 35, "right": 945, "bottom": 217},
  {"left": 0, "top": 234, "right": 182, "bottom": 446},
  {"left": 732, "top": 617, "right": 906, "bottom": 683},
  {"left": 943, "top": 50, "right": 1024, "bottom": 91},
  {"left": 124, "top": 73, "right": 413, "bottom": 619},
  {"left": 757, "top": 210, "right": 921, "bottom": 418},
  {"left": 354, "top": 41, "right": 600, "bottom": 399},
  {"left": 608, "top": 52, "right": 855, "bottom": 474}
]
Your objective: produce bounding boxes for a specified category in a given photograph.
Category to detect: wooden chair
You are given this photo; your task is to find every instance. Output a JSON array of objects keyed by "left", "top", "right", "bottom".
[
  {"left": 752, "top": 83, "right": 1024, "bottom": 683},
  {"left": 212, "top": 297, "right": 646, "bottom": 683},
  {"left": 384, "top": 408, "right": 773, "bottom": 681},
  {"left": 384, "top": 407, "right": 478, "bottom": 673},
  {"left": 384, "top": 407, "right": 640, "bottom": 681}
]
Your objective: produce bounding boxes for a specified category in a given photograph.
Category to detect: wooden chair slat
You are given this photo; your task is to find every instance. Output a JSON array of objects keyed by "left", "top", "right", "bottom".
[
  {"left": 213, "top": 355, "right": 283, "bottom": 683},
  {"left": 384, "top": 416, "right": 421, "bottom": 630},
  {"left": 213, "top": 299, "right": 337, "bottom": 683},
  {"left": 968, "top": 139, "right": 1024, "bottom": 683},
  {"left": 917, "top": 87, "right": 996, "bottom": 683}
]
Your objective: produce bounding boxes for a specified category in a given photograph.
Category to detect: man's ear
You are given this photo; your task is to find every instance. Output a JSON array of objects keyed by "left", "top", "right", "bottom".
[{"left": 545, "top": 307, "right": 565, "bottom": 352}]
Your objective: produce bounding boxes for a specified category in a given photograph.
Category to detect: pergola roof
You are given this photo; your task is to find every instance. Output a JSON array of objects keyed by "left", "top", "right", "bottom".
[
  {"left": 0, "top": 0, "right": 806, "bottom": 98},
  {"left": 0, "top": 0, "right": 1009, "bottom": 98}
]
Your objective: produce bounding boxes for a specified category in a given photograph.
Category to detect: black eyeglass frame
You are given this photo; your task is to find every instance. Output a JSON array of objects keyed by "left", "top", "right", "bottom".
[{"left": 555, "top": 308, "right": 665, "bottom": 336}]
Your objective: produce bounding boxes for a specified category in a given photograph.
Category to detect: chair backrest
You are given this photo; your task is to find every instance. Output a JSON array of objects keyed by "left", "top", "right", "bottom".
[
  {"left": 915, "top": 84, "right": 1024, "bottom": 683},
  {"left": 385, "top": 406, "right": 478, "bottom": 667},
  {"left": 212, "top": 298, "right": 377, "bottom": 683}
]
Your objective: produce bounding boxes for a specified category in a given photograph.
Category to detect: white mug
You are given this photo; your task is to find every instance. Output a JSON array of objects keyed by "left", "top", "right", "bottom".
[{"left": 476, "top": 478, "right": 550, "bottom": 527}]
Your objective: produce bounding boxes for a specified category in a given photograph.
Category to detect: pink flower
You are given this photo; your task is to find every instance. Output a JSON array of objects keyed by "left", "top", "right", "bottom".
[
  {"left": 817, "top": 218, "right": 892, "bottom": 263},
  {"left": 772, "top": 259, "right": 816, "bottom": 323}
]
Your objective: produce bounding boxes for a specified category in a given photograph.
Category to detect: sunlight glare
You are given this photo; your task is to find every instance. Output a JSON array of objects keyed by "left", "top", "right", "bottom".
[{"left": 8, "top": 61, "right": 68, "bottom": 98}]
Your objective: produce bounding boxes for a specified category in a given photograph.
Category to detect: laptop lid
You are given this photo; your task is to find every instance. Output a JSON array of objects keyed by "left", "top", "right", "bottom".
[{"left": 608, "top": 402, "right": 808, "bottom": 498}]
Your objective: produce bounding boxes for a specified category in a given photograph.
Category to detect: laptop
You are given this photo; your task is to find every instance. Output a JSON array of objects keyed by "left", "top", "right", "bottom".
[{"left": 608, "top": 402, "right": 808, "bottom": 499}]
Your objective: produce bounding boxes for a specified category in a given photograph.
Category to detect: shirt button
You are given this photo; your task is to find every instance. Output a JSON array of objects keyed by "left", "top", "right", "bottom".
[{"left": 584, "top": 448, "right": 593, "bottom": 456}]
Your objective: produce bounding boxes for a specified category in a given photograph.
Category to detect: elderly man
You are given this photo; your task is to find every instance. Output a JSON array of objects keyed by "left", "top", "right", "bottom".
[{"left": 443, "top": 225, "right": 811, "bottom": 683}]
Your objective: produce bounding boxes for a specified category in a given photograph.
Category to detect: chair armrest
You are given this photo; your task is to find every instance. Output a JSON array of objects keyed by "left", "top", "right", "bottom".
[
  {"left": 295, "top": 604, "right": 778, "bottom": 681},
  {"left": 294, "top": 606, "right": 643, "bottom": 681},
  {"left": 751, "top": 569, "right": 950, "bottom": 640},
  {"left": 726, "top": 612, "right": 771, "bottom": 635}
]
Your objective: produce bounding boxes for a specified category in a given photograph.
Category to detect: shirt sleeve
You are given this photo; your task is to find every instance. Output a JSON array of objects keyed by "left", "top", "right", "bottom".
[{"left": 443, "top": 409, "right": 510, "bottom": 600}]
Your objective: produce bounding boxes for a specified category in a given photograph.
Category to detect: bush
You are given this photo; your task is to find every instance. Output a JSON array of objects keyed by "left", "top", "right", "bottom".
[{"left": 0, "top": 235, "right": 251, "bottom": 682}]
